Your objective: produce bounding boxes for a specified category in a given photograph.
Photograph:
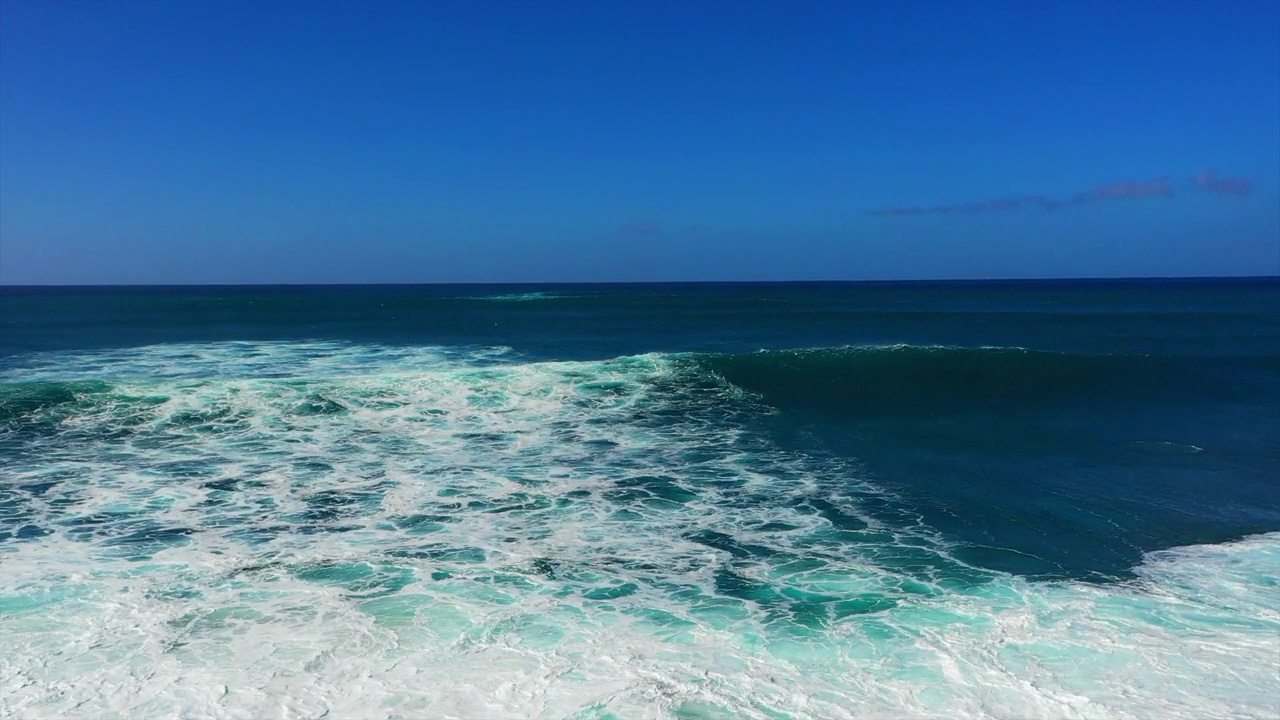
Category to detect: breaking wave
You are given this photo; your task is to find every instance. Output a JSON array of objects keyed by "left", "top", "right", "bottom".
[{"left": 1, "top": 341, "right": 1277, "bottom": 718}]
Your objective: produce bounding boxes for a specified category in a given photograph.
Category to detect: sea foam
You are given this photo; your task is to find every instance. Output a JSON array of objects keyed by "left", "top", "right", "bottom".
[{"left": 1, "top": 342, "right": 1277, "bottom": 719}]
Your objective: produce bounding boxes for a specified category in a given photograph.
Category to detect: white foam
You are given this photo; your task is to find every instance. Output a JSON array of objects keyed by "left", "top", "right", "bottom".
[
  {"left": 1, "top": 342, "right": 1277, "bottom": 719},
  {"left": 469, "top": 291, "right": 567, "bottom": 302}
]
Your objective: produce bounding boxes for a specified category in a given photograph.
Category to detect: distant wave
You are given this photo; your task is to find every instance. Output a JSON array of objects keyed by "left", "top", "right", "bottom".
[
  {"left": 1126, "top": 440, "right": 1205, "bottom": 455},
  {"left": 469, "top": 291, "right": 564, "bottom": 302}
]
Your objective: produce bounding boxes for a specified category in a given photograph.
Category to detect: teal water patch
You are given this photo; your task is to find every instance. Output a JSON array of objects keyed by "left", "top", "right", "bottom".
[
  {"left": 292, "top": 561, "right": 418, "bottom": 599},
  {"left": 0, "top": 585, "right": 93, "bottom": 615},
  {"left": 0, "top": 380, "right": 115, "bottom": 421}
]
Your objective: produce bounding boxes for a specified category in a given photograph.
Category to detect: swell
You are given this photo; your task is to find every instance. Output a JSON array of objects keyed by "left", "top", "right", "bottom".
[{"left": 693, "top": 345, "right": 1280, "bottom": 417}]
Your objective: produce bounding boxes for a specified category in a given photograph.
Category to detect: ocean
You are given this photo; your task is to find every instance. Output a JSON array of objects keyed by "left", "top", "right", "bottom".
[{"left": 2, "top": 280, "right": 1278, "bottom": 719}]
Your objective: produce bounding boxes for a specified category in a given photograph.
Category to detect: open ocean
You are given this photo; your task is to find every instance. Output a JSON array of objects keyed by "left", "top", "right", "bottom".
[{"left": 2, "top": 279, "right": 1278, "bottom": 719}]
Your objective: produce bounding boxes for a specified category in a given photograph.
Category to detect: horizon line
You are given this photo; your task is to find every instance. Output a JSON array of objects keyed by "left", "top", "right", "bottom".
[{"left": 2, "top": 273, "right": 1278, "bottom": 289}]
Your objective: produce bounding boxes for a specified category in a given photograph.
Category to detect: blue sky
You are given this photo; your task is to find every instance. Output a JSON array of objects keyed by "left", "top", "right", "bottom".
[{"left": 1, "top": 0, "right": 1277, "bottom": 283}]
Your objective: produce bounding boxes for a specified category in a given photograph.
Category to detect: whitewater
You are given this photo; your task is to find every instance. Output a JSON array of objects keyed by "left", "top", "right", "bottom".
[{"left": 2, "top": 339, "right": 1277, "bottom": 719}]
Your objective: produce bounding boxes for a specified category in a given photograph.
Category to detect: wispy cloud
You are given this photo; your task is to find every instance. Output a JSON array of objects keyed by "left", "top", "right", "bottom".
[
  {"left": 869, "top": 195, "right": 1059, "bottom": 217},
  {"left": 616, "top": 221, "right": 665, "bottom": 236},
  {"left": 1071, "top": 178, "right": 1175, "bottom": 203},
  {"left": 1192, "top": 171, "right": 1253, "bottom": 197},
  {"left": 870, "top": 171, "right": 1249, "bottom": 217}
]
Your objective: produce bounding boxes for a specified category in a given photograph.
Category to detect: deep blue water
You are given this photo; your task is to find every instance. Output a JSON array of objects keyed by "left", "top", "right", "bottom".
[{"left": 2, "top": 280, "right": 1278, "bottom": 719}]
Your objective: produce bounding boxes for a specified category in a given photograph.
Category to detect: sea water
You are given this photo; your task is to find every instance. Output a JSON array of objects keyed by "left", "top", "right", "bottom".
[{"left": 2, "top": 280, "right": 1278, "bottom": 719}]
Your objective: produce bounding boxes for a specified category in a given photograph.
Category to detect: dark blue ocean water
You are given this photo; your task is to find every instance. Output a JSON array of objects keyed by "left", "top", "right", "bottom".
[{"left": 2, "top": 280, "right": 1278, "bottom": 718}]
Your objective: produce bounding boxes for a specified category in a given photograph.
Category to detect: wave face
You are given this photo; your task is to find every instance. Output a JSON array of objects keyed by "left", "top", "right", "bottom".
[
  {"left": 701, "top": 344, "right": 1280, "bottom": 581},
  {"left": 2, "top": 340, "right": 1278, "bottom": 719},
  {"left": 702, "top": 344, "right": 1280, "bottom": 416}
]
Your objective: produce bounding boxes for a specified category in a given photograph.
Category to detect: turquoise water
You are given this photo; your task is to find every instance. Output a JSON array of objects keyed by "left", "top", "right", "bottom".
[{"left": 1, "top": 281, "right": 1278, "bottom": 719}]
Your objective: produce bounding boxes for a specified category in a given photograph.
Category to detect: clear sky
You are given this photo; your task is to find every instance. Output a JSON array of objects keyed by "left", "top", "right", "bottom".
[{"left": 1, "top": 0, "right": 1277, "bottom": 284}]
